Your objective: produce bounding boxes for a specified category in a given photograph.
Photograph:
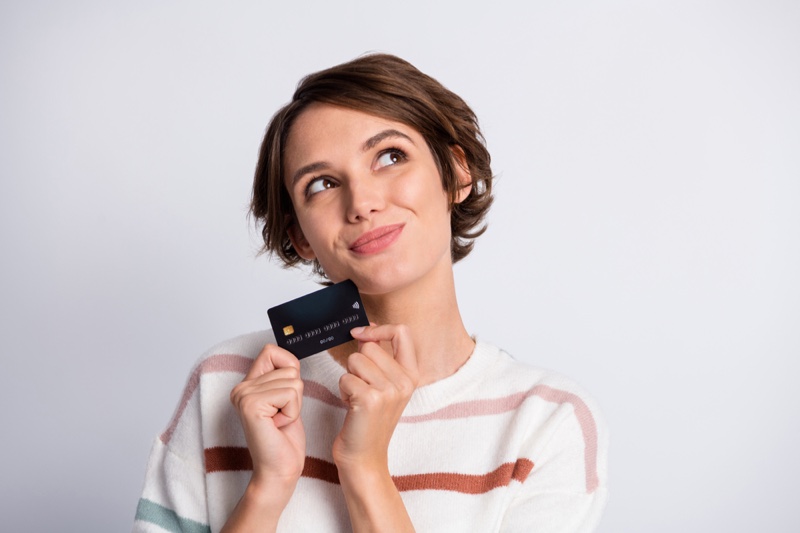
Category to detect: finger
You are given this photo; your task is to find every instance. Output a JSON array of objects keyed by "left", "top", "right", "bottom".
[
  {"left": 357, "top": 322, "right": 377, "bottom": 351},
  {"left": 350, "top": 324, "right": 417, "bottom": 375},
  {"left": 345, "top": 349, "right": 389, "bottom": 389},
  {"left": 232, "top": 367, "right": 301, "bottom": 406},
  {"left": 231, "top": 368, "right": 303, "bottom": 406},
  {"left": 243, "top": 366, "right": 301, "bottom": 386},
  {"left": 232, "top": 381, "right": 303, "bottom": 428},
  {"left": 232, "top": 375, "right": 304, "bottom": 405},
  {"left": 356, "top": 341, "right": 412, "bottom": 387},
  {"left": 338, "top": 371, "right": 370, "bottom": 405},
  {"left": 246, "top": 343, "right": 300, "bottom": 380}
]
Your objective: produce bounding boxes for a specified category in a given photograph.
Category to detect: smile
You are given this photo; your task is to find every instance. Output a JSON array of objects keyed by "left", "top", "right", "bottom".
[{"left": 349, "top": 223, "right": 405, "bottom": 255}]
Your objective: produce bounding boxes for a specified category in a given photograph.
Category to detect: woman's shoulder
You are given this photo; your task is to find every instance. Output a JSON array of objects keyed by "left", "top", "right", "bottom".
[
  {"left": 472, "top": 340, "right": 599, "bottom": 401},
  {"left": 473, "top": 343, "right": 609, "bottom": 510},
  {"left": 194, "top": 329, "right": 277, "bottom": 363},
  {"left": 476, "top": 339, "right": 609, "bottom": 461},
  {"left": 173, "top": 330, "right": 277, "bottom": 397},
  {"left": 156, "top": 331, "right": 277, "bottom": 455},
  {"left": 470, "top": 340, "right": 608, "bottom": 435}
]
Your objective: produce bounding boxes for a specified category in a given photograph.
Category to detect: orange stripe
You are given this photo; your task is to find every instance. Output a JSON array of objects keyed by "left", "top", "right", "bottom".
[
  {"left": 204, "top": 448, "right": 532, "bottom": 494},
  {"left": 205, "top": 446, "right": 252, "bottom": 473},
  {"left": 392, "top": 458, "right": 534, "bottom": 494},
  {"left": 204, "top": 449, "right": 341, "bottom": 483},
  {"left": 303, "top": 456, "right": 341, "bottom": 485}
]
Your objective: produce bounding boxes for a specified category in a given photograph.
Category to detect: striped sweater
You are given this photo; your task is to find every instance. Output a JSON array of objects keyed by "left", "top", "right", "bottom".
[{"left": 134, "top": 330, "right": 608, "bottom": 532}]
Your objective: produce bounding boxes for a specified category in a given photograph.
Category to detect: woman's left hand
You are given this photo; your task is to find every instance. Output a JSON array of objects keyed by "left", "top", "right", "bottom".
[{"left": 332, "top": 323, "right": 419, "bottom": 473}]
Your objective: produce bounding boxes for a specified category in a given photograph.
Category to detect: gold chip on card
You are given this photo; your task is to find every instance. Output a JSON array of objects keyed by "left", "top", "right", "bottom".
[{"left": 283, "top": 325, "right": 295, "bottom": 336}]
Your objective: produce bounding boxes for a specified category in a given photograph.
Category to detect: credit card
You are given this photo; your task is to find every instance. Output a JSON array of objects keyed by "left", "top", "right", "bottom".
[{"left": 267, "top": 279, "right": 370, "bottom": 359}]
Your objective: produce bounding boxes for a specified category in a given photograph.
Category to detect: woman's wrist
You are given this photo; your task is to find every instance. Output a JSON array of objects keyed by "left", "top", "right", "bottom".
[
  {"left": 336, "top": 458, "right": 389, "bottom": 487},
  {"left": 334, "top": 449, "right": 394, "bottom": 488},
  {"left": 336, "top": 463, "right": 415, "bottom": 533},
  {"left": 220, "top": 475, "right": 298, "bottom": 533},
  {"left": 248, "top": 470, "right": 300, "bottom": 507}
]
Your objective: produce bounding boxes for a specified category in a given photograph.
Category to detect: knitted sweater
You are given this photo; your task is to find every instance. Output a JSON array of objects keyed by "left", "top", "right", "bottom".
[{"left": 134, "top": 330, "right": 608, "bottom": 532}]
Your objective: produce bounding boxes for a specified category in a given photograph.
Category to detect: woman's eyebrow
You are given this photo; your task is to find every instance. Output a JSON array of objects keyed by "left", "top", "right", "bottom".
[
  {"left": 290, "top": 161, "right": 329, "bottom": 187},
  {"left": 290, "top": 130, "right": 413, "bottom": 186},
  {"left": 362, "top": 129, "right": 414, "bottom": 151}
]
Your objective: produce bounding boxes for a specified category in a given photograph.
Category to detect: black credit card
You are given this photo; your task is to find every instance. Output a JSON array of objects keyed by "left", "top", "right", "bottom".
[{"left": 267, "top": 279, "right": 370, "bottom": 359}]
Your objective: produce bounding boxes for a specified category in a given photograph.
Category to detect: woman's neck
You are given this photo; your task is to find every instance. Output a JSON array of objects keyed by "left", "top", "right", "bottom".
[{"left": 328, "top": 260, "right": 474, "bottom": 386}]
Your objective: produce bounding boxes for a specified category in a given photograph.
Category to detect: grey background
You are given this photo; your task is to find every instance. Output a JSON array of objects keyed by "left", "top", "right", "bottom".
[{"left": 1, "top": 1, "right": 798, "bottom": 531}]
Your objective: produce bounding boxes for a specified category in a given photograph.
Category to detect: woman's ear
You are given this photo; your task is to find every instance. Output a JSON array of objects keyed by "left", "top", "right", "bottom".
[
  {"left": 287, "top": 221, "right": 316, "bottom": 260},
  {"left": 450, "top": 145, "right": 472, "bottom": 204}
]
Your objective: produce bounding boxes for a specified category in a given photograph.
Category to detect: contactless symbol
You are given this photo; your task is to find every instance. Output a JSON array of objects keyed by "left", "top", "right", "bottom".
[{"left": 283, "top": 325, "right": 295, "bottom": 336}]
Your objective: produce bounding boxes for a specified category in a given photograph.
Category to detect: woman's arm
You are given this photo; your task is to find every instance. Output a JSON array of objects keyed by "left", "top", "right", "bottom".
[
  {"left": 222, "top": 344, "right": 306, "bottom": 533},
  {"left": 333, "top": 325, "right": 419, "bottom": 533}
]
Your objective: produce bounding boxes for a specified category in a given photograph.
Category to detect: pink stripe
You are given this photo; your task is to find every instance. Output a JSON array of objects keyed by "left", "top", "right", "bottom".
[
  {"left": 303, "top": 380, "right": 346, "bottom": 408},
  {"left": 399, "top": 384, "right": 600, "bottom": 493},
  {"left": 159, "top": 354, "right": 253, "bottom": 444},
  {"left": 399, "top": 392, "right": 530, "bottom": 423},
  {"left": 532, "top": 385, "right": 600, "bottom": 493}
]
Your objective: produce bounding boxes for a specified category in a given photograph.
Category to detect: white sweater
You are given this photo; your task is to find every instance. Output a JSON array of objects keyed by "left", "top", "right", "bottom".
[{"left": 134, "top": 330, "right": 608, "bottom": 532}]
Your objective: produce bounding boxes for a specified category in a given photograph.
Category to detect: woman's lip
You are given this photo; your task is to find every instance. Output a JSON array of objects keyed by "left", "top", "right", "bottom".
[{"left": 349, "top": 223, "right": 405, "bottom": 254}]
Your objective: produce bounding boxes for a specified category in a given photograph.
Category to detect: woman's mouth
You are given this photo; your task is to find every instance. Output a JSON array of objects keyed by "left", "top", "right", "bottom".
[{"left": 349, "top": 223, "right": 405, "bottom": 255}]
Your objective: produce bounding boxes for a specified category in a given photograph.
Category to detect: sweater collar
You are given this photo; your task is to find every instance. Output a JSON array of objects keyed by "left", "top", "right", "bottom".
[{"left": 301, "top": 340, "right": 501, "bottom": 416}]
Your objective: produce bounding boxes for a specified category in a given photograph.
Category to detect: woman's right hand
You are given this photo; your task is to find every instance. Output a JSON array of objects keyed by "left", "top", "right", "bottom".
[{"left": 229, "top": 343, "right": 306, "bottom": 507}]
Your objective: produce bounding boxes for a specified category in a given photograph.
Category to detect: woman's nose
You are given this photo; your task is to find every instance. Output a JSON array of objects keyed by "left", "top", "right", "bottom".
[
  {"left": 347, "top": 176, "right": 386, "bottom": 222},
  {"left": 345, "top": 177, "right": 386, "bottom": 222}
]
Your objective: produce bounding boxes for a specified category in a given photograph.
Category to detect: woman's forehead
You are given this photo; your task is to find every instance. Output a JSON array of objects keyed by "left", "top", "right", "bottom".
[
  {"left": 284, "top": 104, "right": 423, "bottom": 165},
  {"left": 288, "top": 104, "right": 418, "bottom": 142}
]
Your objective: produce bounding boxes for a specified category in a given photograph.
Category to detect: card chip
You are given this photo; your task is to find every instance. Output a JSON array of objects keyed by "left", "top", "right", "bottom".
[{"left": 283, "top": 325, "right": 294, "bottom": 336}]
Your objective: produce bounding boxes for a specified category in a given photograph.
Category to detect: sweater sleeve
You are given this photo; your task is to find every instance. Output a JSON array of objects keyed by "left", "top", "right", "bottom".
[
  {"left": 133, "top": 364, "right": 212, "bottom": 533},
  {"left": 133, "top": 440, "right": 211, "bottom": 533},
  {"left": 500, "top": 386, "right": 609, "bottom": 532}
]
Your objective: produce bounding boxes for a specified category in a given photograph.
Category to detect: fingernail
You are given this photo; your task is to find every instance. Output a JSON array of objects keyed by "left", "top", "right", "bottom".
[{"left": 351, "top": 326, "right": 365, "bottom": 335}]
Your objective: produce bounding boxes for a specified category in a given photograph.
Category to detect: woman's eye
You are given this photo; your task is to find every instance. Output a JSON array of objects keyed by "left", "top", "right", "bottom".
[
  {"left": 306, "top": 177, "right": 336, "bottom": 196},
  {"left": 376, "top": 149, "right": 405, "bottom": 169}
]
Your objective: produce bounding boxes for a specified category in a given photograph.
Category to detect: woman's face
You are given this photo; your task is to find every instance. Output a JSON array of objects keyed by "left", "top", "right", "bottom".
[{"left": 283, "top": 103, "right": 468, "bottom": 295}]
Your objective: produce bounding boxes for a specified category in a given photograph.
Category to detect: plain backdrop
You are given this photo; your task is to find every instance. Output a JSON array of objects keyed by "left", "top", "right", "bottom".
[{"left": 1, "top": 1, "right": 798, "bottom": 531}]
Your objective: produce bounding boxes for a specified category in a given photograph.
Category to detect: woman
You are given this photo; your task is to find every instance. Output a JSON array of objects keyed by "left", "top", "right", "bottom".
[{"left": 134, "top": 53, "right": 608, "bottom": 532}]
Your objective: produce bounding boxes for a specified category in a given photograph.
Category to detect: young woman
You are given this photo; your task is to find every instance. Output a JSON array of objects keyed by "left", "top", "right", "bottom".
[{"left": 134, "top": 53, "right": 608, "bottom": 533}]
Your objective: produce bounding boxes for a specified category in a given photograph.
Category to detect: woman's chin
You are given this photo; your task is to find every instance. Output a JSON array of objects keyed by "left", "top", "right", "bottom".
[
  {"left": 347, "top": 270, "right": 414, "bottom": 298},
  {"left": 330, "top": 250, "right": 451, "bottom": 298}
]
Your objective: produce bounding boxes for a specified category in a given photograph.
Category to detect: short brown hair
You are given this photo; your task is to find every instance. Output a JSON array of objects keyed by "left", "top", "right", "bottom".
[{"left": 251, "top": 53, "right": 493, "bottom": 278}]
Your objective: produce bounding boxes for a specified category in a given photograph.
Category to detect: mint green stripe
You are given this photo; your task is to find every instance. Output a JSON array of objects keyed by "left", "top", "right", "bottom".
[{"left": 135, "top": 498, "right": 211, "bottom": 533}]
